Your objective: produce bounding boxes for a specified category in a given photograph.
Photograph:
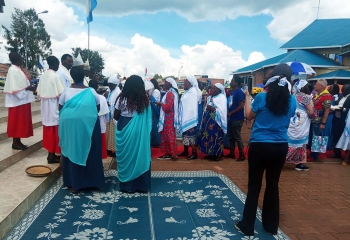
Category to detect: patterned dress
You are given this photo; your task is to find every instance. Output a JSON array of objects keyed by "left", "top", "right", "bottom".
[
  {"left": 286, "top": 93, "right": 314, "bottom": 164},
  {"left": 198, "top": 110, "right": 224, "bottom": 156},
  {"left": 160, "top": 91, "right": 177, "bottom": 156}
]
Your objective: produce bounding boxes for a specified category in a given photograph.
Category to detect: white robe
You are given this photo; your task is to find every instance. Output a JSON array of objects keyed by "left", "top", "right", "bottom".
[
  {"left": 83, "top": 77, "right": 91, "bottom": 87},
  {"left": 4, "top": 65, "right": 34, "bottom": 107},
  {"left": 41, "top": 98, "right": 60, "bottom": 126},
  {"left": 107, "top": 87, "right": 121, "bottom": 122},
  {"left": 37, "top": 70, "right": 65, "bottom": 99},
  {"left": 98, "top": 94, "right": 109, "bottom": 134},
  {"left": 56, "top": 65, "right": 73, "bottom": 88}
]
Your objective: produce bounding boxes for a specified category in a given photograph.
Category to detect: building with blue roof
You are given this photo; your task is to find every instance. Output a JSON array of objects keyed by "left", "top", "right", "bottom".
[
  {"left": 233, "top": 19, "right": 350, "bottom": 88},
  {"left": 308, "top": 69, "right": 350, "bottom": 85},
  {"left": 280, "top": 19, "right": 350, "bottom": 53}
]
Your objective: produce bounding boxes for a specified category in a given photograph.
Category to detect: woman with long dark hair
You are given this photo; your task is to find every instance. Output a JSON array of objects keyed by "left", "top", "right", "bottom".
[
  {"left": 235, "top": 64, "right": 297, "bottom": 236},
  {"left": 114, "top": 75, "right": 152, "bottom": 193}
]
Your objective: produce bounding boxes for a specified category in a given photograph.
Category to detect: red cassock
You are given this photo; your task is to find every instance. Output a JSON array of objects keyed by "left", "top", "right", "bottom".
[
  {"left": 7, "top": 103, "right": 33, "bottom": 138},
  {"left": 43, "top": 125, "right": 61, "bottom": 154},
  {"left": 101, "top": 133, "right": 107, "bottom": 159}
]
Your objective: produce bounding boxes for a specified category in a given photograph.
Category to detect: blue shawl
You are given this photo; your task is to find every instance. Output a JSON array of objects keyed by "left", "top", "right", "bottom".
[
  {"left": 58, "top": 89, "right": 98, "bottom": 166},
  {"left": 116, "top": 106, "right": 152, "bottom": 182}
]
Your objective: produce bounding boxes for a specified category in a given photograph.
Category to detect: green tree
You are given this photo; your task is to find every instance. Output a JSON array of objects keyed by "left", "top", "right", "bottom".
[
  {"left": 2, "top": 8, "right": 52, "bottom": 76},
  {"left": 153, "top": 73, "right": 163, "bottom": 79},
  {"left": 164, "top": 75, "right": 177, "bottom": 80},
  {"left": 72, "top": 47, "right": 105, "bottom": 78}
]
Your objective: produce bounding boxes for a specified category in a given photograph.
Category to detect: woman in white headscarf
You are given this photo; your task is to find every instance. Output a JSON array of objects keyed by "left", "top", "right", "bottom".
[
  {"left": 106, "top": 76, "right": 121, "bottom": 156},
  {"left": 178, "top": 76, "right": 199, "bottom": 160},
  {"left": 156, "top": 78, "right": 179, "bottom": 159},
  {"left": 198, "top": 83, "right": 227, "bottom": 161},
  {"left": 179, "top": 76, "right": 203, "bottom": 157},
  {"left": 286, "top": 79, "right": 314, "bottom": 171}
]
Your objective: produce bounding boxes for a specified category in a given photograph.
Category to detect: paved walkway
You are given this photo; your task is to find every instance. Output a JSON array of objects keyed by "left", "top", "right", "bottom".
[{"left": 151, "top": 123, "right": 350, "bottom": 240}]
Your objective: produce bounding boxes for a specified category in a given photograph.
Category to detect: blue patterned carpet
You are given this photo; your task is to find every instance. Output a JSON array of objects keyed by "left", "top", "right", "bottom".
[{"left": 6, "top": 170, "right": 289, "bottom": 240}]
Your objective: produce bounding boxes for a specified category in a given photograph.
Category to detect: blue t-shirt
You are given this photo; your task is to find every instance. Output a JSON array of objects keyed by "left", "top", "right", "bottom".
[
  {"left": 250, "top": 92, "right": 297, "bottom": 143},
  {"left": 228, "top": 89, "right": 245, "bottom": 120}
]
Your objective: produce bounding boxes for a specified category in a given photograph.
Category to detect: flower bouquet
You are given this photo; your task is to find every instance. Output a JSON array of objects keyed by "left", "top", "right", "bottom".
[{"left": 251, "top": 87, "right": 264, "bottom": 97}]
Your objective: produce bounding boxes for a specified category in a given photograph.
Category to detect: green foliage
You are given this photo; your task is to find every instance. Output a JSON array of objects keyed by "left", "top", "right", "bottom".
[
  {"left": 72, "top": 48, "right": 105, "bottom": 79},
  {"left": 0, "top": 80, "right": 4, "bottom": 87},
  {"left": 164, "top": 75, "right": 177, "bottom": 80},
  {"left": 2, "top": 8, "right": 52, "bottom": 74},
  {"left": 153, "top": 73, "right": 163, "bottom": 80}
]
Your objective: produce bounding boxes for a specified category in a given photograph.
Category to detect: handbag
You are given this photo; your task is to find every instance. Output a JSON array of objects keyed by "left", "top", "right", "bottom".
[{"left": 311, "top": 133, "right": 329, "bottom": 153}]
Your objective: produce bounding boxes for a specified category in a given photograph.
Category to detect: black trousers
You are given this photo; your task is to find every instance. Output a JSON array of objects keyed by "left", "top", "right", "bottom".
[
  {"left": 227, "top": 119, "right": 245, "bottom": 154},
  {"left": 332, "top": 116, "right": 345, "bottom": 156},
  {"left": 238, "top": 142, "right": 287, "bottom": 236}
]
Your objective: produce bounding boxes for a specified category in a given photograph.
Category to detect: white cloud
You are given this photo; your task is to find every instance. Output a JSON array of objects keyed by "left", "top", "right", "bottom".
[
  {"left": 0, "top": 0, "right": 82, "bottom": 62},
  {"left": 267, "top": 0, "right": 350, "bottom": 43},
  {"left": 53, "top": 33, "right": 260, "bottom": 78},
  {"left": 64, "top": 0, "right": 300, "bottom": 22},
  {"left": 246, "top": 52, "right": 266, "bottom": 66},
  {"left": 9, "top": 0, "right": 348, "bottom": 78},
  {"left": 65, "top": 0, "right": 350, "bottom": 44},
  {"left": 1, "top": 0, "right": 266, "bottom": 79}
]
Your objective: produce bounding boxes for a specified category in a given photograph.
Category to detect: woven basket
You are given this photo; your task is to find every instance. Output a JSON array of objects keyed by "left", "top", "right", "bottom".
[{"left": 25, "top": 165, "right": 52, "bottom": 177}]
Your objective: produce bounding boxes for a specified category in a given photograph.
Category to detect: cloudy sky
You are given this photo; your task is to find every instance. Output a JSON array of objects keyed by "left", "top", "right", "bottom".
[{"left": 0, "top": 0, "right": 349, "bottom": 79}]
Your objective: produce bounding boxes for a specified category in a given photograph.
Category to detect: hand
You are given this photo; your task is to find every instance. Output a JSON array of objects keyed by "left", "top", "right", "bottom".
[
  {"left": 26, "top": 85, "right": 37, "bottom": 92},
  {"left": 319, "top": 123, "right": 325, "bottom": 130},
  {"left": 207, "top": 105, "right": 215, "bottom": 111},
  {"left": 244, "top": 88, "right": 250, "bottom": 97}
]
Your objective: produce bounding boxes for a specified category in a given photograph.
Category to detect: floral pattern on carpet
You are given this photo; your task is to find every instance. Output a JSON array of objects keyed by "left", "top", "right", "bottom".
[{"left": 6, "top": 170, "right": 289, "bottom": 240}]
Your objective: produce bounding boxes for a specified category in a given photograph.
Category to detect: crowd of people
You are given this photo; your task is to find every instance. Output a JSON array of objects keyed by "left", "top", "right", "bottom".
[{"left": 4, "top": 51, "right": 350, "bottom": 237}]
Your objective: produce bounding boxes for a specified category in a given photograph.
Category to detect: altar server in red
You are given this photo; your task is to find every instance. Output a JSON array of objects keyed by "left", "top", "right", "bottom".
[
  {"left": 37, "top": 56, "right": 65, "bottom": 163},
  {"left": 4, "top": 52, "right": 36, "bottom": 150}
]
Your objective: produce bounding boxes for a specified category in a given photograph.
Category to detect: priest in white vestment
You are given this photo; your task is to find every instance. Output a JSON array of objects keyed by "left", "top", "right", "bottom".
[
  {"left": 4, "top": 52, "right": 36, "bottom": 150},
  {"left": 37, "top": 56, "right": 65, "bottom": 164},
  {"left": 83, "top": 61, "right": 91, "bottom": 87},
  {"left": 57, "top": 54, "right": 73, "bottom": 88},
  {"left": 106, "top": 77, "right": 121, "bottom": 156}
]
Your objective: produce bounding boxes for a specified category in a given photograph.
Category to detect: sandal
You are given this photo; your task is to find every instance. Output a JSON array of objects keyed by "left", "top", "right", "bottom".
[{"left": 68, "top": 187, "right": 78, "bottom": 194}]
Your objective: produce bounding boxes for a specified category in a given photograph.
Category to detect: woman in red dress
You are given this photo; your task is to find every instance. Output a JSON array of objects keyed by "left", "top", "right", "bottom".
[{"left": 156, "top": 78, "right": 179, "bottom": 159}]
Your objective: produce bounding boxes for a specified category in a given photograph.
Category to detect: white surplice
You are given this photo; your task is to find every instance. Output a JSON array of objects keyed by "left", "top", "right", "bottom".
[{"left": 4, "top": 65, "right": 34, "bottom": 107}]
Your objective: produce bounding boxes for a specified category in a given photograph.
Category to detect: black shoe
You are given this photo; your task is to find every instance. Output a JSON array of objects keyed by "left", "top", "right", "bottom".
[
  {"left": 47, "top": 157, "right": 60, "bottom": 164},
  {"left": 12, "top": 144, "right": 28, "bottom": 150},
  {"left": 224, "top": 153, "right": 236, "bottom": 159},
  {"left": 178, "top": 151, "right": 189, "bottom": 156},
  {"left": 187, "top": 153, "right": 198, "bottom": 160},
  {"left": 327, "top": 154, "right": 341, "bottom": 159},
  {"left": 210, "top": 156, "right": 222, "bottom": 162},
  {"left": 236, "top": 155, "right": 246, "bottom": 161},
  {"left": 204, "top": 155, "right": 214, "bottom": 160},
  {"left": 295, "top": 163, "right": 309, "bottom": 171}
]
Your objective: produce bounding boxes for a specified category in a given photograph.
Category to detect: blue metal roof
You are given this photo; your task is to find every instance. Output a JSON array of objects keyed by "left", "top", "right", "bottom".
[
  {"left": 234, "top": 50, "right": 344, "bottom": 74},
  {"left": 308, "top": 69, "right": 350, "bottom": 81},
  {"left": 281, "top": 19, "right": 350, "bottom": 49}
]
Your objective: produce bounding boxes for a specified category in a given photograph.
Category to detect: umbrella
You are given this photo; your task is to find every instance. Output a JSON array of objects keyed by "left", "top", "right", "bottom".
[{"left": 286, "top": 61, "right": 316, "bottom": 75}]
